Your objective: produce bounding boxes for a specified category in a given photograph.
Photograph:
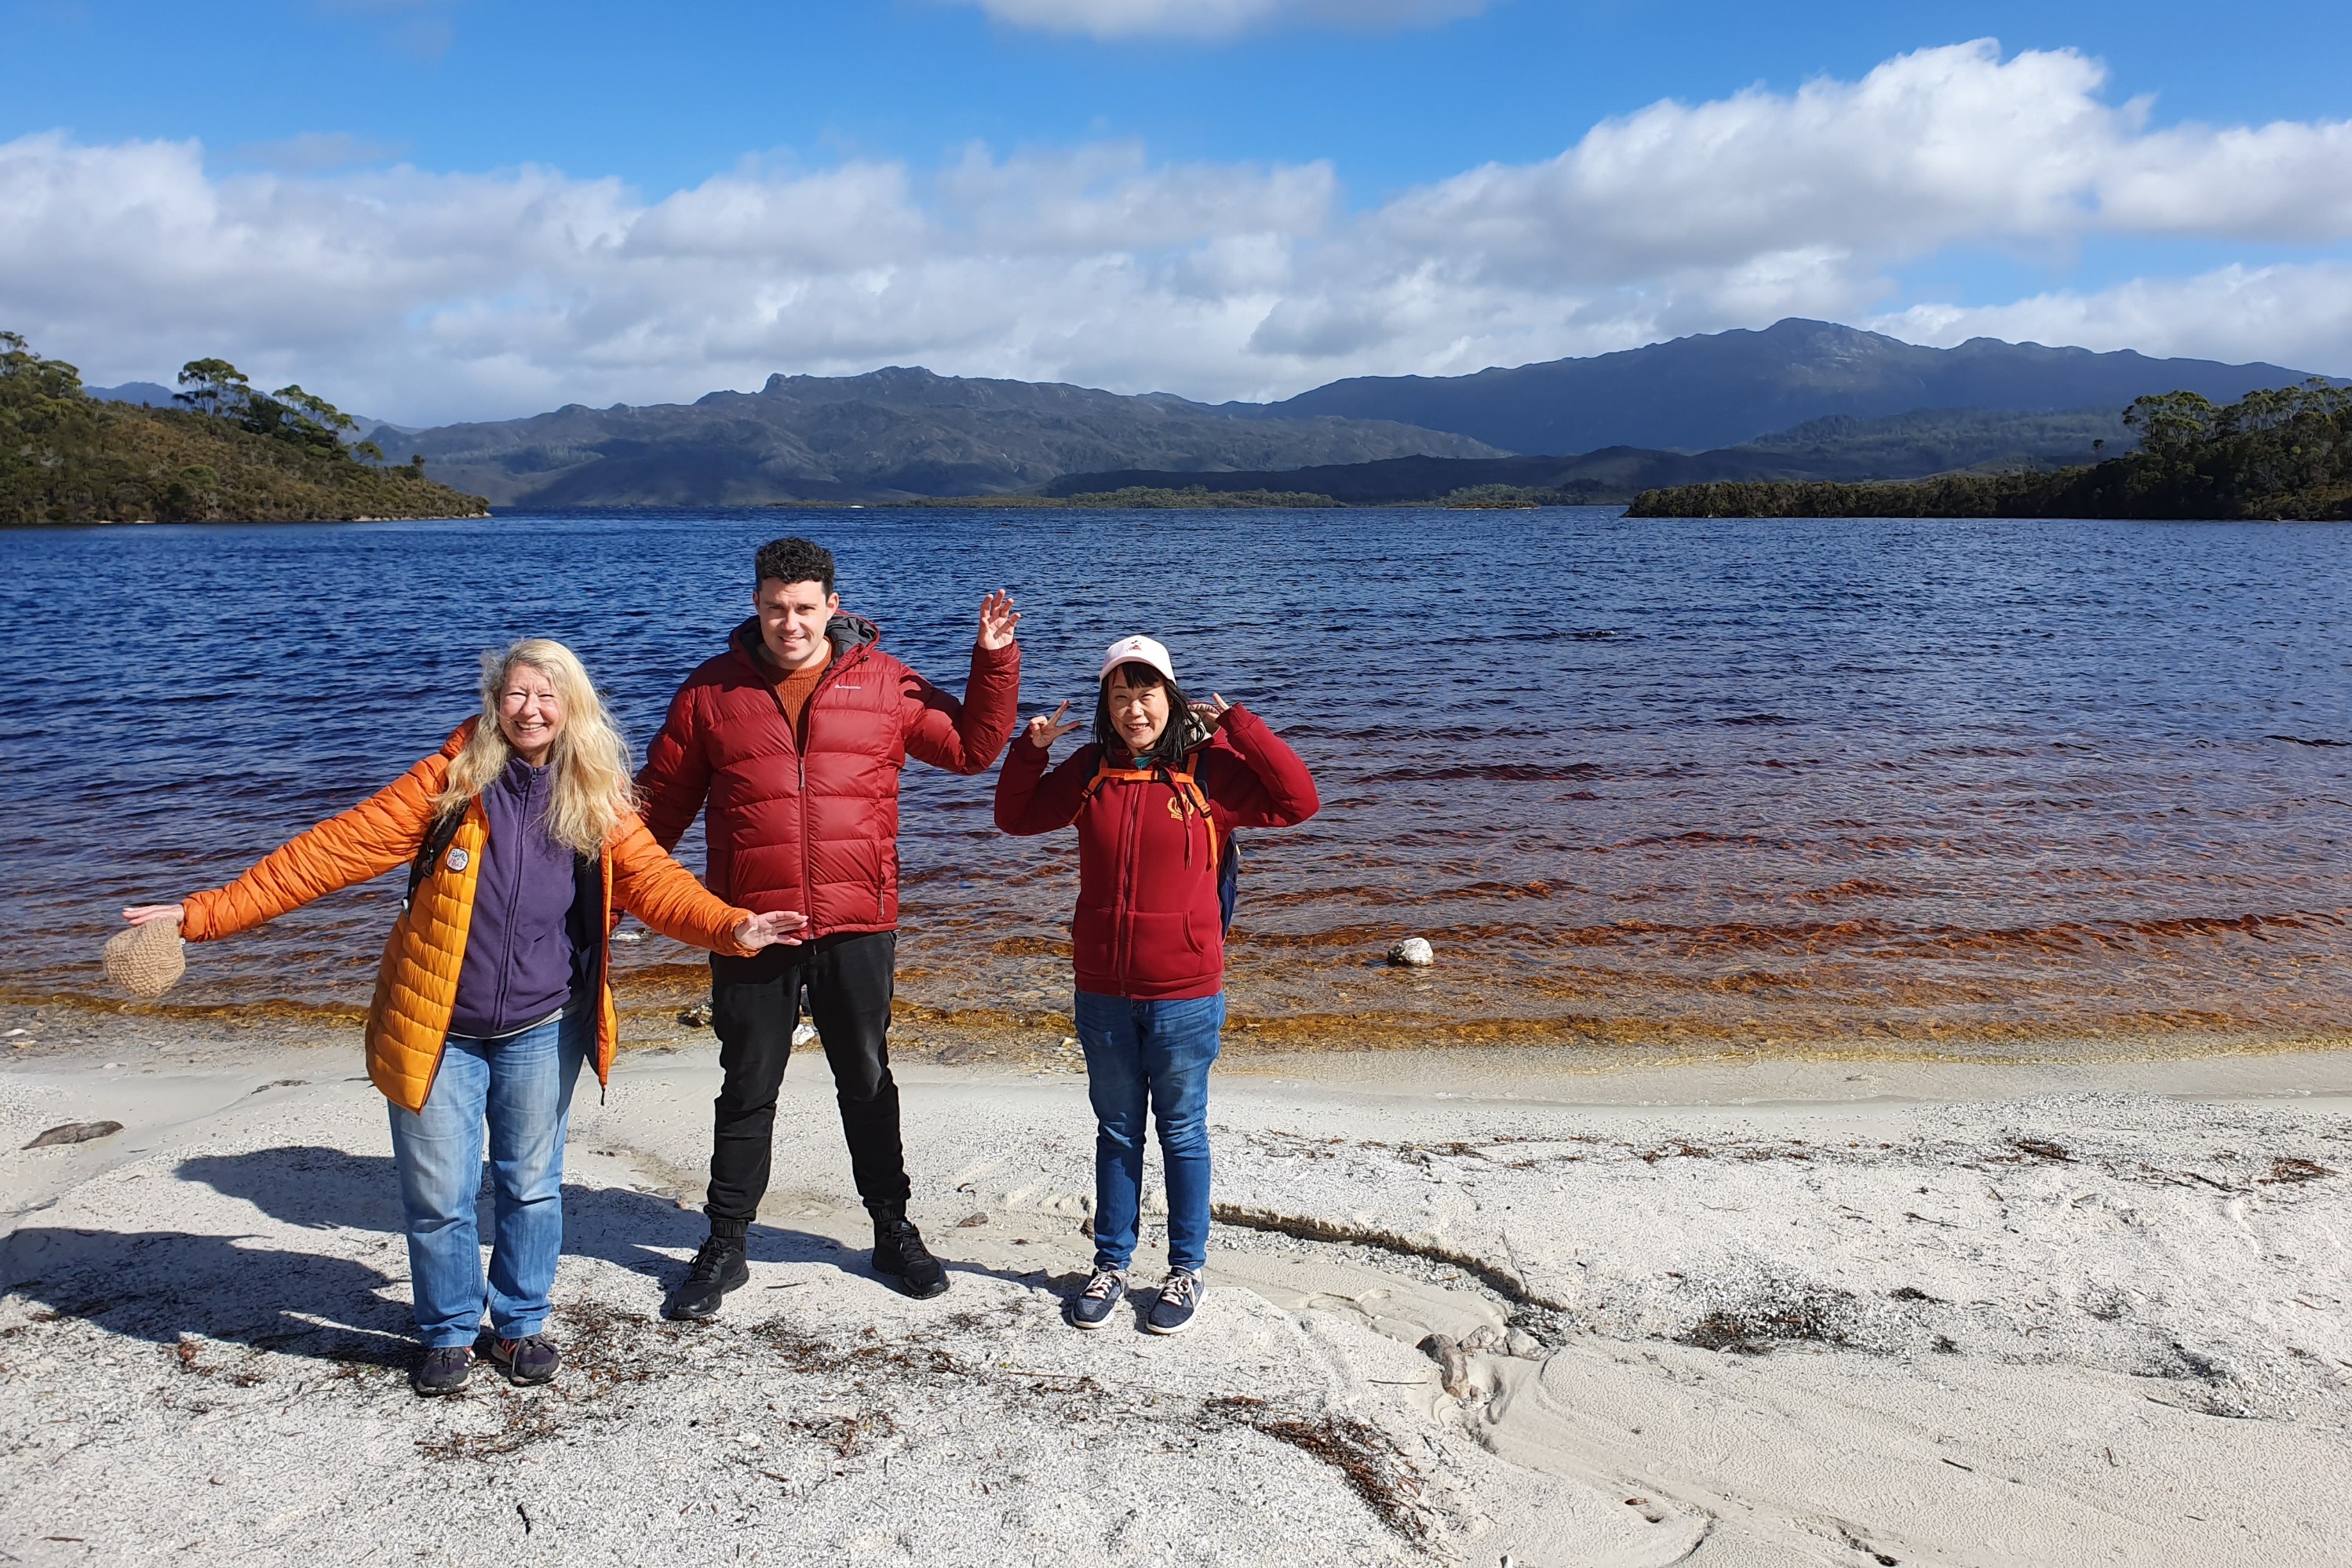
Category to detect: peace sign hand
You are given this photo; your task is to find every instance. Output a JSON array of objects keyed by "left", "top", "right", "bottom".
[
  {"left": 1026, "top": 700, "right": 1084, "bottom": 752},
  {"left": 1189, "top": 693, "right": 1233, "bottom": 732}
]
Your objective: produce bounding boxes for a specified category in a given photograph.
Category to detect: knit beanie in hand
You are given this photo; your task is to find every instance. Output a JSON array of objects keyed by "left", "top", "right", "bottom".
[{"left": 104, "top": 918, "right": 185, "bottom": 999}]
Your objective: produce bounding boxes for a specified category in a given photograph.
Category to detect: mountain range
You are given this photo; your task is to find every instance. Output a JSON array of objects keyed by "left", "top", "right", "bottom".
[
  {"left": 1244, "top": 318, "right": 2323, "bottom": 455},
  {"left": 88, "top": 321, "right": 2332, "bottom": 507},
  {"left": 395, "top": 369, "right": 1501, "bottom": 507},
  {"left": 1045, "top": 407, "right": 2133, "bottom": 505}
]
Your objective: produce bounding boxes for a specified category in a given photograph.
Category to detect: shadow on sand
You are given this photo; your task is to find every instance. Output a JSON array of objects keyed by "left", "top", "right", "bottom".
[{"left": 2, "top": 1146, "right": 1078, "bottom": 1363}]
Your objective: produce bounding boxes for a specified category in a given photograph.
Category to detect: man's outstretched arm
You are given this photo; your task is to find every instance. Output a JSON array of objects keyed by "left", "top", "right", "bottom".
[{"left": 903, "top": 589, "right": 1023, "bottom": 776}]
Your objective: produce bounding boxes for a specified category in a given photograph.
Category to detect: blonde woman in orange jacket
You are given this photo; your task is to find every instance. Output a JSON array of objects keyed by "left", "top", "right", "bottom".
[{"left": 122, "top": 639, "right": 806, "bottom": 1395}]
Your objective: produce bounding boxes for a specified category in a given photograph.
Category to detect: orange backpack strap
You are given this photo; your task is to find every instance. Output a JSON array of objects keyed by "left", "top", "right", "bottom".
[{"left": 1074, "top": 751, "right": 1220, "bottom": 866}]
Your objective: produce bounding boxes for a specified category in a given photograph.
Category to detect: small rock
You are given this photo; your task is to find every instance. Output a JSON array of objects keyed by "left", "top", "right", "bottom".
[
  {"left": 1504, "top": 1329, "right": 1544, "bottom": 1359},
  {"left": 1387, "top": 937, "right": 1435, "bottom": 967},
  {"left": 24, "top": 1120, "right": 123, "bottom": 1150},
  {"left": 1416, "top": 1332, "right": 1472, "bottom": 1398},
  {"left": 1460, "top": 1324, "right": 1501, "bottom": 1353},
  {"left": 956, "top": 1212, "right": 990, "bottom": 1227},
  {"left": 679, "top": 1002, "right": 714, "bottom": 1027}
]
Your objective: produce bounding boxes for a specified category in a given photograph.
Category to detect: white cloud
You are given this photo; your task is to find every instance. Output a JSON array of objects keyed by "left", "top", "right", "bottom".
[
  {"left": 5, "top": 41, "right": 2351, "bottom": 425},
  {"left": 950, "top": 0, "right": 1487, "bottom": 42},
  {"left": 1869, "top": 262, "right": 2352, "bottom": 372}
]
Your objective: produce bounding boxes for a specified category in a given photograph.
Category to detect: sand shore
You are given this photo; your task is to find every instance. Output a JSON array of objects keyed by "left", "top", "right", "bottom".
[{"left": 3, "top": 1022, "right": 2348, "bottom": 1566}]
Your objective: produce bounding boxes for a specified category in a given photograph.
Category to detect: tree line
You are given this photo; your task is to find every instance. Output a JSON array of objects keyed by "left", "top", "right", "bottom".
[{"left": 1627, "top": 381, "right": 2352, "bottom": 520}]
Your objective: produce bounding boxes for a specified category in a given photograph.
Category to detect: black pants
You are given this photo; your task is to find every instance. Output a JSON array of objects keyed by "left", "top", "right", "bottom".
[{"left": 705, "top": 930, "right": 909, "bottom": 1230}]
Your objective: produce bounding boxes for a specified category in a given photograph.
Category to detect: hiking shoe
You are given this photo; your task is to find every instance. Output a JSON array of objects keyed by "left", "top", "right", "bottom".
[
  {"left": 487, "top": 1333, "right": 561, "bottom": 1385},
  {"left": 872, "top": 1215, "right": 949, "bottom": 1299},
  {"left": 410, "top": 1344, "right": 473, "bottom": 1396},
  {"left": 664, "top": 1233, "right": 749, "bottom": 1322},
  {"left": 1067, "top": 1268, "right": 1128, "bottom": 1330},
  {"left": 1145, "top": 1269, "right": 1205, "bottom": 1336}
]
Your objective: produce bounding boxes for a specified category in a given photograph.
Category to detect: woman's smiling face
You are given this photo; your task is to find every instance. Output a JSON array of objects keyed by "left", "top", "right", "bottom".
[
  {"left": 1106, "top": 669, "right": 1170, "bottom": 753},
  {"left": 497, "top": 662, "right": 566, "bottom": 764}
]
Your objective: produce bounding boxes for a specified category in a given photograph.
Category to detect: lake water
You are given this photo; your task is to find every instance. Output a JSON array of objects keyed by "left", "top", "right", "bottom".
[{"left": 2, "top": 509, "right": 2347, "bottom": 1058}]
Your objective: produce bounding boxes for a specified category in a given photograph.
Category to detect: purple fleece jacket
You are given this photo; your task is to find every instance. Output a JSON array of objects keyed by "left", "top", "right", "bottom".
[{"left": 448, "top": 757, "right": 581, "bottom": 1039}]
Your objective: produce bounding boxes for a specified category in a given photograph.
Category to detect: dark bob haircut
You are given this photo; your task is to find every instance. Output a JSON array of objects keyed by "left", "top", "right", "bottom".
[
  {"left": 1094, "top": 659, "right": 1205, "bottom": 768},
  {"left": 755, "top": 537, "right": 836, "bottom": 595}
]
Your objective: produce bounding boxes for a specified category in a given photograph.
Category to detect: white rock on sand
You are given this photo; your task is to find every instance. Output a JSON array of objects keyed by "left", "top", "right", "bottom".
[{"left": 2, "top": 1033, "right": 2349, "bottom": 1566}]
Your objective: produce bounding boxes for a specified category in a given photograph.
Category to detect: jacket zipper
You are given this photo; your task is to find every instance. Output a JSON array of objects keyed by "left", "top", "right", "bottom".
[
  {"left": 487, "top": 768, "right": 534, "bottom": 1034},
  {"left": 786, "top": 638, "right": 859, "bottom": 935},
  {"left": 1115, "top": 778, "right": 1144, "bottom": 988},
  {"left": 595, "top": 847, "right": 611, "bottom": 1104}
]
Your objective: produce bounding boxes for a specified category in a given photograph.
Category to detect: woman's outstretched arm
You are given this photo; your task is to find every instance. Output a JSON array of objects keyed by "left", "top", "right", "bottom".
[
  {"left": 162, "top": 738, "right": 461, "bottom": 942},
  {"left": 606, "top": 811, "right": 795, "bottom": 955}
]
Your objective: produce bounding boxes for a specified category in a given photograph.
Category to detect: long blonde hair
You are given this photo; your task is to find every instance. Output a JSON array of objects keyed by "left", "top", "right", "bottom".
[{"left": 435, "top": 638, "right": 633, "bottom": 855}]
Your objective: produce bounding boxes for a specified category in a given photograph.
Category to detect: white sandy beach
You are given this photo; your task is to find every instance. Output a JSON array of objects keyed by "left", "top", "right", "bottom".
[{"left": 3, "top": 1023, "right": 2349, "bottom": 1566}]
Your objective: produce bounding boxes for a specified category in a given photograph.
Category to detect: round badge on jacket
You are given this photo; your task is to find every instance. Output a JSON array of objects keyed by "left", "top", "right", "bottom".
[{"left": 446, "top": 847, "right": 469, "bottom": 872}]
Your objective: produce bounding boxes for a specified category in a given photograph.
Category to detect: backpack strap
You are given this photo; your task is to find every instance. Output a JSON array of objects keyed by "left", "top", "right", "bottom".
[
  {"left": 403, "top": 809, "right": 468, "bottom": 910},
  {"left": 1076, "top": 752, "right": 1220, "bottom": 866}
]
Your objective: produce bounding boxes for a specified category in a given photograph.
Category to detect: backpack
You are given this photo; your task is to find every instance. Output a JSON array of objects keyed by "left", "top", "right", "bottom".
[{"left": 1077, "top": 749, "right": 1242, "bottom": 935}]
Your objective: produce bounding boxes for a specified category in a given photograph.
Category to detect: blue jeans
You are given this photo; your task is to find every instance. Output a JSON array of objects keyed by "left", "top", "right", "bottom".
[
  {"left": 1074, "top": 990, "right": 1223, "bottom": 1276},
  {"left": 385, "top": 1012, "right": 589, "bottom": 1346}
]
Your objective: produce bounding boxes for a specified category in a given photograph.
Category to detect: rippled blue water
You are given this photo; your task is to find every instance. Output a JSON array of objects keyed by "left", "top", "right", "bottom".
[{"left": 3, "top": 509, "right": 2347, "bottom": 1051}]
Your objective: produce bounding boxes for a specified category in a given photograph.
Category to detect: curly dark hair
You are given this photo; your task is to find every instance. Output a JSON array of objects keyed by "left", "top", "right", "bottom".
[
  {"left": 754, "top": 537, "right": 836, "bottom": 594},
  {"left": 1094, "top": 660, "right": 1205, "bottom": 768}
]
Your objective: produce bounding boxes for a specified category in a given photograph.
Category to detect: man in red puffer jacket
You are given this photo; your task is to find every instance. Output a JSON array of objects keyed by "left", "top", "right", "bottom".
[{"left": 637, "top": 536, "right": 1021, "bottom": 1318}]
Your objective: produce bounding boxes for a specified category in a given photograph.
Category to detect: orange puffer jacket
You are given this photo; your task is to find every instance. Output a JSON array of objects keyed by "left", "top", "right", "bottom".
[{"left": 180, "top": 724, "right": 755, "bottom": 1112}]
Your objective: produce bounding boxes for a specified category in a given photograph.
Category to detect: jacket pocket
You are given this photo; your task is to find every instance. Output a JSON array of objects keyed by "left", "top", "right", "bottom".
[{"left": 1126, "top": 910, "right": 1202, "bottom": 985}]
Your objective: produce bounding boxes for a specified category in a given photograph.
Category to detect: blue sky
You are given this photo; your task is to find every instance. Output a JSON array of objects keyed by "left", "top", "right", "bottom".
[{"left": 6, "top": 0, "right": 2350, "bottom": 421}]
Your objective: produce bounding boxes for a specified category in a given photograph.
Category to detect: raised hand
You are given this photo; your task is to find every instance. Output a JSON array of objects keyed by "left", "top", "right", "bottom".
[
  {"left": 1189, "top": 693, "right": 1233, "bottom": 732},
  {"left": 1025, "top": 699, "right": 1085, "bottom": 752},
  {"left": 977, "top": 589, "right": 1022, "bottom": 651},
  {"left": 735, "top": 910, "right": 809, "bottom": 950},
  {"left": 122, "top": 903, "right": 186, "bottom": 927}
]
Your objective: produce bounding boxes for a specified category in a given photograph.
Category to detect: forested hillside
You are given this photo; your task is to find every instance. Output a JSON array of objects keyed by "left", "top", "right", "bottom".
[{"left": 2, "top": 334, "right": 487, "bottom": 526}]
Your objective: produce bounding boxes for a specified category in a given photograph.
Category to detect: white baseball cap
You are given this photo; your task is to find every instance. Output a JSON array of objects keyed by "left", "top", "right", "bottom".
[{"left": 1099, "top": 634, "right": 1176, "bottom": 684}]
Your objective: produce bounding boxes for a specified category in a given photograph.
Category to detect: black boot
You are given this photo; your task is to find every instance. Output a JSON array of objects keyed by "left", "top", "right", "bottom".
[
  {"left": 665, "top": 1231, "right": 749, "bottom": 1321},
  {"left": 871, "top": 1212, "right": 948, "bottom": 1299}
]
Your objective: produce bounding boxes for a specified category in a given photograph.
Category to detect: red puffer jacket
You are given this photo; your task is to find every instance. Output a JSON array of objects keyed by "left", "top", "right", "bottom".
[
  {"left": 637, "top": 615, "right": 1020, "bottom": 939},
  {"left": 994, "top": 706, "right": 1318, "bottom": 1000}
]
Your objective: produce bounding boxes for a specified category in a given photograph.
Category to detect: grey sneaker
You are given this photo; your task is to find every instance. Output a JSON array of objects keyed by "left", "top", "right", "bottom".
[
  {"left": 487, "top": 1333, "right": 561, "bottom": 1385},
  {"left": 410, "top": 1344, "right": 473, "bottom": 1396},
  {"left": 1145, "top": 1269, "right": 1204, "bottom": 1336},
  {"left": 1067, "top": 1268, "right": 1128, "bottom": 1330}
]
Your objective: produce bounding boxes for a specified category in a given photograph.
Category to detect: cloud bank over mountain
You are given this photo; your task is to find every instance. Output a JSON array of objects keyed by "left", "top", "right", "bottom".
[{"left": 3, "top": 41, "right": 2347, "bottom": 424}]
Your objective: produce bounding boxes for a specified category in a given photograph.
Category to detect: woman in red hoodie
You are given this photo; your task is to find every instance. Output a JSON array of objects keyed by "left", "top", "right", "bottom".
[{"left": 995, "top": 635, "right": 1318, "bottom": 1334}]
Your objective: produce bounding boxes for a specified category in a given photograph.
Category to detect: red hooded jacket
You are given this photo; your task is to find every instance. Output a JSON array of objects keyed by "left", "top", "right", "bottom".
[
  {"left": 994, "top": 705, "right": 1318, "bottom": 1000},
  {"left": 637, "top": 615, "right": 1019, "bottom": 939}
]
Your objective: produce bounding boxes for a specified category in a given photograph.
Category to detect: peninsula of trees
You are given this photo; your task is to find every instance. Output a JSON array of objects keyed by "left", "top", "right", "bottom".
[
  {"left": 1626, "top": 384, "right": 2352, "bottom": 520},
  {"left": 2, "top": 334, "right": 488, "bottom": 526}
]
